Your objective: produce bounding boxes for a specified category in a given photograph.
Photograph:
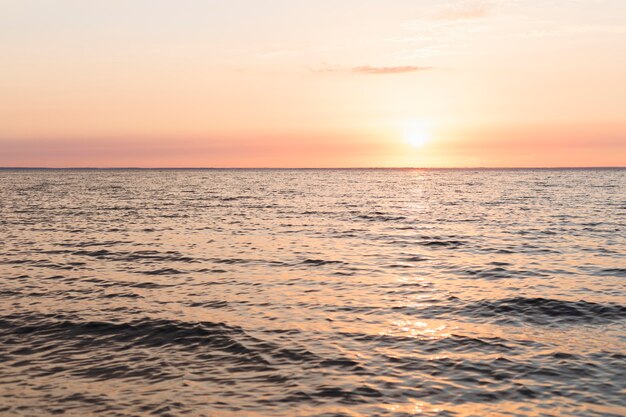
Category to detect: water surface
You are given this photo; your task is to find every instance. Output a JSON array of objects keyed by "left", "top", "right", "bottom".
[{"left": 1, "top": 168, "right": 625, "bottom": 416}]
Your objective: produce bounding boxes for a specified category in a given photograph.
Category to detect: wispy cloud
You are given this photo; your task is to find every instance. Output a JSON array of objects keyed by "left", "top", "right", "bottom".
[
  {"left": 515, "top": 24, "right": 626, "bottom": 39},
  {"left": 351, "top": 65, "right": 432, "bottom": 75},
  {"left": 395, "top": 1, "right": 502, "bottom": 59},
  {"left": 316, "top": 65, "right": 433, "bottom": 75},
  {"left": 434, "top": 0, "right": 494, "bottom": 21}
]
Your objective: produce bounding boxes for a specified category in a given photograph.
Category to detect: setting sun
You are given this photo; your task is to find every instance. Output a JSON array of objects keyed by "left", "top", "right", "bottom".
[{"left": 404, "top": 121, "right": 433, "bottom": 149}]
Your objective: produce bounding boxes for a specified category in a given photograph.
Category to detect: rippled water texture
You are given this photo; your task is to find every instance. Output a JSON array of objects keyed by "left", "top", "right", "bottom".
[{"left": 1, "top": 168, "right": 625, "bottom": 417}]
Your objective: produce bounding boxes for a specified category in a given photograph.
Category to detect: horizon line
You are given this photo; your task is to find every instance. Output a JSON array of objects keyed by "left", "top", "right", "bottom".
[{"left": 1, "top": 166, "right": 625, "bottom": 170}]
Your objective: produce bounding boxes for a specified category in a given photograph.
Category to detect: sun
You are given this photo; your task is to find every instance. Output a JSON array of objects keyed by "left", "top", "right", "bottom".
[
  {"left": 404, "top": 121, "right": 432, "bottom": 149},
  {"left": 407, "top": 130, "right": 431, "bottom": 148}
]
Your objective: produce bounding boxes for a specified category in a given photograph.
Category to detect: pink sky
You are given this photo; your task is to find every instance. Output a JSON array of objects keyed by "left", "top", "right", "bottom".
[{"left": 1, "top": 0, "right": 625, "bottom": 167}]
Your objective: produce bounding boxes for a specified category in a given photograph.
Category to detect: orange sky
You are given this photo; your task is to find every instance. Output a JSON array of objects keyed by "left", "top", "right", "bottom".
[{"left": 1, "top": 0, "right": 625, "bottom": 167}]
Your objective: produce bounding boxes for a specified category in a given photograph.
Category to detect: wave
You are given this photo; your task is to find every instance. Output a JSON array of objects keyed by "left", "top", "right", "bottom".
[
  {"left": 339, "top": 332, "right": 540, "bottom": 354},
  {"left": 381, "top": 352, "right": 623, "bottom": 404},
  {"left": 300, "top": 259, "right": 345, "bottom": 266},
  {"left": 0, "top": 313, "right": 248, "bottom": 351},
  {"left": 597, "top": 268, "right": 626, "bottom": 277},
  {"left": 395, "top": 297, "right": 626, "bottom": 325},
  {"left": 459, "top": 266, "right": 545, "bottom": 280},
  {"left": 420, "top": 240, "right": 464, "bottom": 248},
  {"left": 70, "top": 249, "right": 200, "bottom": 264},
  {"left": 356, "top": 212, "right": 407, "bottom": 222},
  {"left": 461, "top": 297, "right": 626, "bottom": 324},
  {"left": 140, "top": 267, "right": 186, "bottom": 275},
  {"left": 0, "top": 313, "right": 360, "bottom": 372}
]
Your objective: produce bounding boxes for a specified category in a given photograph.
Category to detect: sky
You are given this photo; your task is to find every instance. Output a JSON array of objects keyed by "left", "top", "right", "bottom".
[{"left": 1, "top": 0, "right": 625, "bottom": 167}]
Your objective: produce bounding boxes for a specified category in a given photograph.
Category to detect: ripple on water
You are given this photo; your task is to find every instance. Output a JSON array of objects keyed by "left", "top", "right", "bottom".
[{"left": 1, "top": 168, "right": 625, "bottom": 417}]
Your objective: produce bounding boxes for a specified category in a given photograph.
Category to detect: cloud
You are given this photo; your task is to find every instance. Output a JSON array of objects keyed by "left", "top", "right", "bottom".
[
  {"left": 434, "top": 0, "right": 494, "bottom": 21},
  {"left": 351, "top": 65, "right": 432, "bottom": 74},
  {"left": 515, "top": 24, "right": 626, "bottom": 39},
  {"left": 316, "top": 65, "right": 432, "bottom": 75}
]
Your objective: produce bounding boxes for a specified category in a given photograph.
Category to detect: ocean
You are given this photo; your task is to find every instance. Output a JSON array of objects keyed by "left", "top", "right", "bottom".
[{"left": 0, "top": 168, "right": 624, "bottom": 416}]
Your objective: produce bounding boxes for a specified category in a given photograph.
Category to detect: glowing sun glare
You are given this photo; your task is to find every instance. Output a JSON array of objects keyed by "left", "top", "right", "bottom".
[{"left": 404, "top": 121, "right": 432, "bottom": 149}]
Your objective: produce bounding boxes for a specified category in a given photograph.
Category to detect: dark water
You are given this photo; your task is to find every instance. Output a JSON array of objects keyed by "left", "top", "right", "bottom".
[{"left": 1, "top": 168, "right": 625, "bottom": 417}]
